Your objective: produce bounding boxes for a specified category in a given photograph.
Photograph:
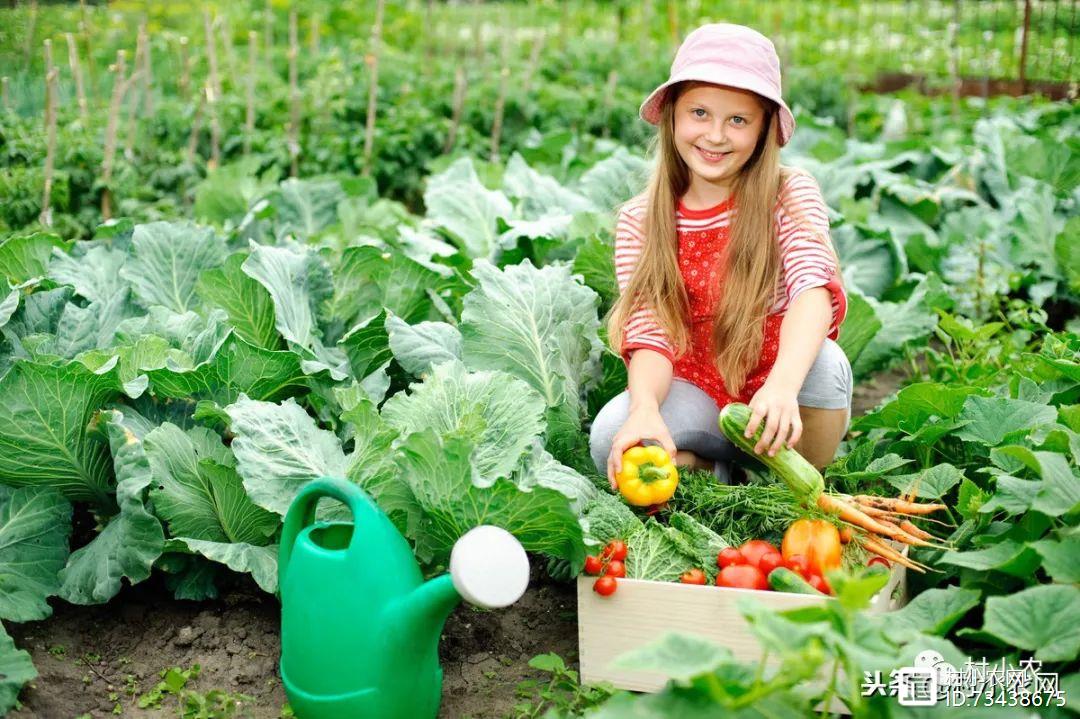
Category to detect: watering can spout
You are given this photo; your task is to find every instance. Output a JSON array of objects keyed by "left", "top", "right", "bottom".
[{"left": 387, "top": 573, "right": 460, "bottom": 641}]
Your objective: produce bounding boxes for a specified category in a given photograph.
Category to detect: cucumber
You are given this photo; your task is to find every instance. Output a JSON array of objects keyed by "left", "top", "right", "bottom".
[
  {"left": 718, "top": 403, "right": 825, "bottom": 503},
  {"left": 767, "top": 567, "right": 824, "bottom": 595}
]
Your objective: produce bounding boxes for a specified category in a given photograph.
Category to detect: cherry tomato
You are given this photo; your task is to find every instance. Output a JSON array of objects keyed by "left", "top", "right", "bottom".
[
  {"left": 808, "top": 574, "right": 832, "bottom": 595},
  {"left": 716, "top": 564, "right": 770, "bottom": 591},
  {"left": 738, "top": 539, "right": 780, "bottom": 568},
  {"left": 593, "top": 576, "right": 617, "bottom": 596},
  {"left": 839, "top": 527, "right": 854, "bottom": 544},
  {"left": 602, "top": 540, "right": 628, "bottom": 562},
  {"left": 784, "top": 554, "right": 812, "bottom": 580},
  {"left": 604, "top": 560, "right": 626, "bottom": 578},
  {"left": 758, "top": 551, "right": 784, "bottom": 576},
  {"left": 679, "top": 568, "right": 707, "bottom": 585},
  {"left": 583, "top": 555, "right": 603, "bottom": 575},
  {"left": 717, "top": 547, "right": 746, "bottom": 569},
  {"left": 868, "top": 556, "right": 891, "bottom": 570}
]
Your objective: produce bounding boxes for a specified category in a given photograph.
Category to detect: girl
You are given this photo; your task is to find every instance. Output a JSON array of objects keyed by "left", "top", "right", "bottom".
[{"left": 590, "top": 23, "right": 853, "bottom": 490}]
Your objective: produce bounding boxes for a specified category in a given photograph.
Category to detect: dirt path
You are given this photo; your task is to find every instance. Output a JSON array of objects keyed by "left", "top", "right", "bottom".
[{"left": 9, "top": 366, "right": 911, "bottom": 719}]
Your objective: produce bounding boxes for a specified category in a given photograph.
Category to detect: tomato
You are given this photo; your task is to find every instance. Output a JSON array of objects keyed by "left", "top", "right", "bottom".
[
  {"left": 758, "top": 551, "right": 784, "bottom": 576},
  {"left": 808, "top": 574, "right": 832, "bottom": 595},
  {"left": 679, "top": 568, "right": 707, "bottom": 585},
  {"left": 868, "top": 556, "right": 891, "bottom": 570},
  {"left": 583, "top": 555, "right": 603, "bottom": 575},
  {"left": 784, "top": 554, "right": 811, "bottom": 579},
  {"left": 716, "top": 564, "right": 769, "bottom": 591},
  {"left": 603, "top": 540, "right": 628, "bottom": 562},
  {"left": 593, "top": 576, "right": 617, "bottom": 596},
  {"left": 839, "top": 527, "right": 853, "bottom": 544},
  {"left": 717, "top": 547, "right": 746, "bottom": 569},
  {"left": 604, "top": 560, "right": 626, "bottom": 578},
  {"left": 738, "top": 539, "right": 780, "bottom": 568}
]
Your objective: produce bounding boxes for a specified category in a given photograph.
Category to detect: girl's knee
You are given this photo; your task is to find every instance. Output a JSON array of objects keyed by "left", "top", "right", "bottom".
[
  {"left": 799, "top": 339, "right": 852, "bottom": 408},
  {"left": 588, "top": 394, "right": 630, "bottom": 473}
]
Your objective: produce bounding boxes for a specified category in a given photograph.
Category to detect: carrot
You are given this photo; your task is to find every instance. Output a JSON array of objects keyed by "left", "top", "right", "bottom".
[
  {"left": 852, "top": 495, "right": 947, "bottom": 515},
  {"left": 898, "top": 520, "right": 937, "bottom": 542},
  {"left": 857, "top": 534, "right": 928, "bottom": 573},
  {"left": 874, "top": 518, "right": 950, "bottom": 550},
  {"left": 816, "top": 494, "right": 906, "bottom": 539}
]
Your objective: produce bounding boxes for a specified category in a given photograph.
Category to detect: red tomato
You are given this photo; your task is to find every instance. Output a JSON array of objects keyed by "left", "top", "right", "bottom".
[
  {"left": 593, "top": 576, "right": 617, "bottom": 596},
  {"left": 784, "top": 554, "right": 812, "bottom": 579},
  {"left": 738, "top": 539, "right": 780, "bottom": 568},
  {"left": 583, "top": 555, "right": 603, "bottom": 575},
  {"left": 868, "top": 556, "right": 891, "bottom": 570},
  {"left": 716, "top": 565, "right": 769, "bottom": 591},
  {"left": 758, "top": 551, "right": 784, "bottom": 576},
  {"left": 604, "top": 560, "right": 626, "bottom": 578},
  {"left": 679, "top": 568, "right": 707, "bottom": 585},
  {"left": 808, "top": 574, "right": 832, "bottom": 595},
  {"left": 717, "top": 547, "right": 746, "bottom": 569},
  {"left": 602, "top": 540, "right": 628, "bottom": 562}
]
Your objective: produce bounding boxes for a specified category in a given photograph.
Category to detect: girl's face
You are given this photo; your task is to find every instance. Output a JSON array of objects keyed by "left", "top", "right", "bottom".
[{"left": 672, "top": 83, "right": 765, "bottom": 193}]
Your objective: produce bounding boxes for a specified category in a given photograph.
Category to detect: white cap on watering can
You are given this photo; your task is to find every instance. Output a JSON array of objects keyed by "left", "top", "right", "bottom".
[{"left": 450, "top": 526, "right": 530, "bottom": 608}]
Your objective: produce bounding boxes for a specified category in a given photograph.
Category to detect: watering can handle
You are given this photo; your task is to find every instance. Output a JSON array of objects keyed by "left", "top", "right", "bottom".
[{"left": 279, "top": 477, "right": 368, "bottom": 582}]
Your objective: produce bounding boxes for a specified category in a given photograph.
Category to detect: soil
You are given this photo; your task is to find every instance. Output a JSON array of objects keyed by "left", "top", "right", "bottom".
[{"left": 8, "top": 366, "right": 910, "bottom": 719}]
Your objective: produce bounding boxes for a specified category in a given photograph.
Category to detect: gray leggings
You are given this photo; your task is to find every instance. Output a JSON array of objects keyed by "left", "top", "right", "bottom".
[{"left": 589, "top": 338, "right": 853, "bottom": 482}]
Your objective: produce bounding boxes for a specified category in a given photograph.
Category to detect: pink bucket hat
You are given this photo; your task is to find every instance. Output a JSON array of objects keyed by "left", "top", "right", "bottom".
[{"left": 639, "top": 23, "right": 796, "bottom": 146}]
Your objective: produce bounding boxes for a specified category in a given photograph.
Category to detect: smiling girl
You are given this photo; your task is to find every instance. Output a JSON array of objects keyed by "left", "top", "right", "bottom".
[{"left": 590, "top": 24, "right": 852, "bottom": 489}]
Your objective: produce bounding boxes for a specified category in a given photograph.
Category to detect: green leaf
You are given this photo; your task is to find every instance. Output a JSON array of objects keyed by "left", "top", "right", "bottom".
[
  {"left": 396, "top": 429, "right": 586, "bottom": 568},
  {"left": 341, "top": 397, "right": 416, "bottom": 535},
  {"left": 196, "top": 253, "right": 280, "bottom": 350},
  {"left": 48, "top": 245, "right": 128, "bottom": 306},
  {"left": 882, "top": 586, "right": 981, "bottom": 639},
  {"left": 265, "top": 177, "right": 346, "bottom": 241},
  {"left": 956, "top": 477, "right": 989, "bottom": 520},
  {"left": 424, "top": 157, "right": 513, "bottom": 259},
  {"left": 885, "top": 463, "right": 964, "bottom": 500},
  {"left": 173, "top": 539, "right": 278, "bottom": 594},
  {"left": 625, "top": 520, "right": 699, "bottom": 583},
  {"left": 503, "top": 153, "right": 596, "bottom": 218},
  {"left": 955, "top": 396, "right": 1058, "bottom": 446},
  {"left": 332, "top": 245, "right": 447, "bottom": 327},
  {"left": 981, "top": 584, "right": 1080, "bottom": 662},
  {"left": 58, "top": 409, "right": 165, "bottom": 604},
  {"left": 526, "top": 652, "right": 566, "bottom": 673},
  {"left": 610, "top": 633, "right": 732, "bottom": 683},
  {"left": 0, "top": 290, "right": 17, "bottom": 331},
  {"left": 939, "top": 540, "right": 1041, "bottom": 577},
  {"left": 120, "top": 222, "right": 227, "bottom": 313},
  {"left": 225, "top": 396, "right": 350, "bottom": 517},
  {"left": 0, "top": 487, "right": 72, "bottom": 621},
  {"left": 827, "top": 566, "right": 891, "bottom": 612},
  {"left": 571, "top": 234, "right": 617, "bottom": 311},
  {"left": 576, "top": 147, "right": 649, "bottom": 210},
  {"left": 851, "top": 273, "right": 951, "bottom": 377},
  {"left": 193, "top": 157, "right": 278, "bottom": 225},
  {"left": 146, "top": 333, "right": 308, "bottom": 405},
  {"left": 338, "top": 309, "right": 393, "bottom": 381},
  {"left": 0, "top": 360, "right": 119, "bottom": 505},
  {"left": 385, "top": 313, "right": 462, "bottom": 378},
  {"left": 852, "top": 382, "right": 983, "bottom": 434},
  {"left": 978, "top": 474, "right": 1041, "bottom": 515},
  {"left": 836, "top": 291, "right": 882, "bottom": 375},
  {"left": 381, "top": 361, "right": 546, "bottom": 484},
  {"left": 0, "top": 620, "right": 37, "bottom": 714},
  {"left": 145, "top": 424, "right": 279, "bottom": 545},
  {"left": 241, "top": 242, "right": 334, "bottom": 350},
  {"left": 0, "top": 232, "right": 67, "bottom": 285},
  {"left": 1028, "top": 534, "right": 1080, "bottom": 583}
]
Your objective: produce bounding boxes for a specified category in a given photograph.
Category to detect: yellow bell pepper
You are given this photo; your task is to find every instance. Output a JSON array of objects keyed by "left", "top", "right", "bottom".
[{"left": 616, "top": 445, "right": 679, "bottom": 507}]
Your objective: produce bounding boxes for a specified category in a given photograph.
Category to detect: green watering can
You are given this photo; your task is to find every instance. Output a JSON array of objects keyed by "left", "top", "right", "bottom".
[{"left": 278, "top": 477, "right": 530, "bottom": 719}]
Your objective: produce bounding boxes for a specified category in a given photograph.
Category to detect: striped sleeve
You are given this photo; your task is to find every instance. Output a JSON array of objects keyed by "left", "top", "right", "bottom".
[
  {"left": 776, "top": 171, "right": 847, "bottom": 340},
  {"left": 614, "top": 200, "right": 676, "bottom": 365}
]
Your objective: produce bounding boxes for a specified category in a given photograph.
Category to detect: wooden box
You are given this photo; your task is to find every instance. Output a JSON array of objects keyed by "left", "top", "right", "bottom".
[{"left": 577, "top": 559, "right": 908, "bottom": 694}]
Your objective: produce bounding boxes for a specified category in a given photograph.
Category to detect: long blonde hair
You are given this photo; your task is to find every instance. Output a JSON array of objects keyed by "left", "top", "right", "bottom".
[{"left": 607, "top": 82, "right": 819, "bottom": 397}]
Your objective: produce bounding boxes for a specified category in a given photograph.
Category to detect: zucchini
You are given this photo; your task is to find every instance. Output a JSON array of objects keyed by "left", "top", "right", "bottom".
[
  {"left": 767, "top": 567, "right": 824, "bottom": 595},
  {"left": 718, "top": 403, "right": 825, "bottom": 503}
]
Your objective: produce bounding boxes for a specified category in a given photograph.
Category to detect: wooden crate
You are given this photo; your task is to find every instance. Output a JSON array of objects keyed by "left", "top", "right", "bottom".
[{"left": 577, "top": 559, "right": 908, "bottom": 694}]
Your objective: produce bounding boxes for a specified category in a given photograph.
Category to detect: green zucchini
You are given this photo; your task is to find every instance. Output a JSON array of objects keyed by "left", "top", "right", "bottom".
[
  {"left": 718, "top": 403, "right": 825, "bottom": 503},
  {"left": 767, "top": 567, "right": 824, "bottom": 595}
]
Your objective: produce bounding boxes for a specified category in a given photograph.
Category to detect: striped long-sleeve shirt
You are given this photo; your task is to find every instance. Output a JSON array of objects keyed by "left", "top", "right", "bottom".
[{"left": 615, "top": 169, "right": 847, "bottom": 409}]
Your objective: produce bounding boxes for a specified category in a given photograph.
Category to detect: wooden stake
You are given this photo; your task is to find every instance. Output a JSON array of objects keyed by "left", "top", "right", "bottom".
[
  {"left": 22, "top": 0, "right": 38, "bottom": 64},
  {"left": 65, "top": 33, "right": 89, "bottom": 121},
  {"left": 40, "top": 39, "right": 59, "bottom": 227},
  {"left": 362, "top": 0, "right": 386, "bottom": 177},
  {"left": 138, "top": 20, "right": 153, "bottom": 116},
  {"left": 443, "top": 62, "right": 467, "bottom": 154},
  {"left": 203, "top": 9, "right": 222, "bottom": 100},
  {"left": 187, "top": 88, "right": 205, "bottom": 165},
  {"left": 667, "top": 0, "right": 679, "bottom": 47},
  {"left": 264, "top": 0, "right": 274, "bottom": 69},
  {"left": 309, "top": 13, "right": 320, "bottom": 54},
  {"left": 101, "top": 50, "right": 128, "bottom": 220},
  {"left": 489, "top": 34, "right": 510, "bottom": 164},
  {"left": 245, "top": 30, "right": 257, "bottom": 155},
  {"left": 178, "top": 36, "right": 191, "bottom": 99},
  {"left": 522, "top": 30, "right": 545, "bottom": 96},
  {"left": 1018, "top": 0, "right": 1033, "bottom": 94},
  {"left": 207, "top": 80, "right": 221, "bottom": 169},
  {"left": 288, "top": 8, "right": 300, "bottom": 177}
]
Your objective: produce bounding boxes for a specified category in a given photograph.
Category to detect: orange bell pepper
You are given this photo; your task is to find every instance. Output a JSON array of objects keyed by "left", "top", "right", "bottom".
[{"left": 781, "top": 519, "right": 842, "bottom": 576}]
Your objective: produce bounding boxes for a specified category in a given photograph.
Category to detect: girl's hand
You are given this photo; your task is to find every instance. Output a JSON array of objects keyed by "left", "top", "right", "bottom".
[
  {"left": 743, "top": 381, "right": 802, "bottom": 457},
  {"left": 607, "top": 407, "right": 677, "bottom": 491}
]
